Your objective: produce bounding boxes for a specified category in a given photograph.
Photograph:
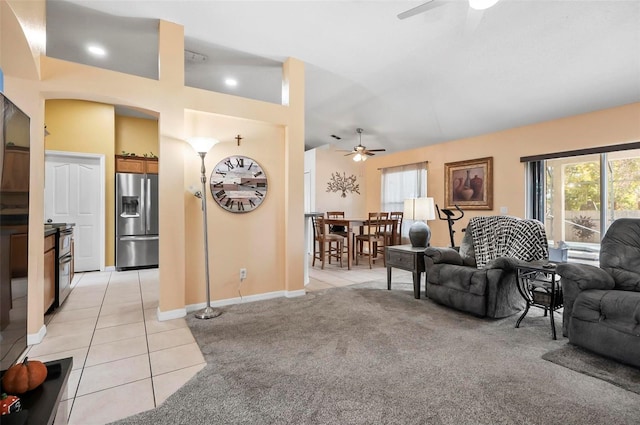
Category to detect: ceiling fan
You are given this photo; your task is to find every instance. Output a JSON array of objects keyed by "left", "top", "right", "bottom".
[
  {"left": 339, "top": 128, "right": 386, "bottom": 162},
  {"left": 397, "top": 0, "right": 500, "bottom": 20}
]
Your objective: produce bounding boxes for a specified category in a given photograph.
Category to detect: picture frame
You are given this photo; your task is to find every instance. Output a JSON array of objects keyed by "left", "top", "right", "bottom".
[{"left": 444, "top": 157, "right": 493, "bottom": 210}]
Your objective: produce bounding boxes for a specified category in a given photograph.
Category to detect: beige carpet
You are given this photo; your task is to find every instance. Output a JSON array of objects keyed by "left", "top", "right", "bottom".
[{"left": 112, "top": 280, "right": 640, "bottom": 425}]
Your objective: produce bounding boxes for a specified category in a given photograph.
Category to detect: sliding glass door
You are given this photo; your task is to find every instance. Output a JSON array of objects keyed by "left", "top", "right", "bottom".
[{"left": 530, "top": 148, "right": 640, "bottom": 264}]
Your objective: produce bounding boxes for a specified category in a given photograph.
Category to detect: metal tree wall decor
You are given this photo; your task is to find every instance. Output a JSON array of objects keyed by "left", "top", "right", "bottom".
[{"left": 326, "top": 171, "right": 360, "bottom": 198}]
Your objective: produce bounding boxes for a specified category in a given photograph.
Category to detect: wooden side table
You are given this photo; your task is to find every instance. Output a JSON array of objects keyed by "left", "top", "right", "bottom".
[{"left": 385, "top": 244, "right": 426, "bottom": 299}]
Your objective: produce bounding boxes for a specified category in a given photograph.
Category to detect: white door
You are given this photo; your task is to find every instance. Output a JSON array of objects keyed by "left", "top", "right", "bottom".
[{"left": 45, "top": 152, "right": 104, "bottom": 272}]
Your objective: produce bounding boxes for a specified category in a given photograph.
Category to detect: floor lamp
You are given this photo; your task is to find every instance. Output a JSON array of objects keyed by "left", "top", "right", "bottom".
[
  {"left": 187, "top": 137, "right": 222, "bottom": 320},
  {"left": 403, "top": 197, "right": 436, "bottom": 248}
]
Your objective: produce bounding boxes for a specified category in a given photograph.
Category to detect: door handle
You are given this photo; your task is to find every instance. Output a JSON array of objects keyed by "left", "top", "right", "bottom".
[
  {"left": 119, "top": 235, "right": 159, "bottom": 242},
  {"left": 146, "top": 178, "right": 151, "bottom": 232}
]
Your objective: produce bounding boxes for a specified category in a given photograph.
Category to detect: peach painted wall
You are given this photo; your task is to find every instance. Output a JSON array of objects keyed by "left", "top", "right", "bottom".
[
  {"left": 115, "top": 115, "right": 159, "bottom": 157},
  {"left": 2, "top": 1, "right": 305, "bottom": 336},
  {"left": 1, "top": 0, "right": 47, "bottom": 336},
  {"left": 363, "top": 103, "right": 640, "bottom": 247},
  {"left": 183, "top": 112, "right": 286, "bottom": 303}
]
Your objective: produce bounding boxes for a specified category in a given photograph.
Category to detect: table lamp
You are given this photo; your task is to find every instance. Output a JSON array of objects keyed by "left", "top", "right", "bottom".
[{"left": 403, "top": 197, "right": 436, "bottom": 247}]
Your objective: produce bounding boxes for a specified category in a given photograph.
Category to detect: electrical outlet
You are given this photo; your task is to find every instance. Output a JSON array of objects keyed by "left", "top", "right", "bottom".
[{"left": 240, "top": 268, "right": 247, "bottom": 280}]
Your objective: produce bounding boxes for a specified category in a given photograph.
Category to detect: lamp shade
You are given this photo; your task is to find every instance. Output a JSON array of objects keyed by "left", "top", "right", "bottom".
[
  {"left": 403, "top": 197, "right": 435, "bottom": 221},
  {"left": 403, "top": 197, "right": 436, "bottom": 248},
  {"left": 187, "top": 136, "right": 220, "bottom": 154}
]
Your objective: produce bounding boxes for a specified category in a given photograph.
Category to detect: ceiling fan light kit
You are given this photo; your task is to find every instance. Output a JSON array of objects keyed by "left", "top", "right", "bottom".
[
  {"left": 339, "top": 128, "right": 385, "bottom": 161},
  {"left": 397, "top": 0, "right": 500, "bottom": 19},
  {"left": 469, "top": 0, "right": 500, "bottom": 10},
  {"left": 353, "top": 153, "right": 367, "bottom": 162}
]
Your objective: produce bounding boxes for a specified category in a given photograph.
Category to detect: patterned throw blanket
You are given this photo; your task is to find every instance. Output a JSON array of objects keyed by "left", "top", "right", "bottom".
[{"left": 469, "top": 216, "right": 548, "bottom": 269}]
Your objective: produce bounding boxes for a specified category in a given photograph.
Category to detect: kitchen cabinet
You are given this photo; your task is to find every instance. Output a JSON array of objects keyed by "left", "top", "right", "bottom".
[
  {"left": 44, "top": 234, "right": 56, "bottom": 312},
  {"left": 145, "top": 158, "right": 158, "bottom": 174},
  {"left": 1, "top": 146, "right": 29, "bottom": 192},
  {"left": 115, "top": 155, "right": 158, "bottom": 174},
  {"left": 10, "top": 232, "right": 27, "bottom": 278}
]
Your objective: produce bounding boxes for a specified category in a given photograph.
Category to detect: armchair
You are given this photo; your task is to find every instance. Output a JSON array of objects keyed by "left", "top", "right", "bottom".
[
  {"left": 556, "top": 218, "right": 640, "bottom": 368},
  {"left": 424, "top": 216, "right": 548, "bottom": 318}
]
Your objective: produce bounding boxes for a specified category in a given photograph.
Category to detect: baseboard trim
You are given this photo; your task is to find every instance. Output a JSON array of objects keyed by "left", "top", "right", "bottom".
[
  {"left": 285, "top": 289, "right": 306, "bottom": 298},
  {"left": 186, "top": 289, "right": 307, "bottom": 313},
  {"left": 157, "top": 307, "right": 187, "bottom": 322},
  {"left": 27, "top": 325, "right": 47, "bottom": 345}
]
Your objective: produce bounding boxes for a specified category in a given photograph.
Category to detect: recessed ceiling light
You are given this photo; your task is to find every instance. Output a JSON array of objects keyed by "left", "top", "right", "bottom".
[
  {"left": 87, "top": 45, "right": 107, "bottom": 57},
  {"left": 224, "top": 78, "right": 238, "bottom": 87}
]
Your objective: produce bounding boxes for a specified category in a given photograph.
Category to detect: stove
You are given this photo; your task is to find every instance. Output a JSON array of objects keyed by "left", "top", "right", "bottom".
[{"left": 45, "top": 222, "right": 74, "bottom": 308}]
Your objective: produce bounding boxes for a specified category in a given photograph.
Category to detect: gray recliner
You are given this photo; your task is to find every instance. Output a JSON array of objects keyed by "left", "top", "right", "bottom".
[
  {"left": 556, "top": 218, "right": 640, "bottom": 368},
  {"left": 424, "top": 216, "right": 548, "bottom": 318}
]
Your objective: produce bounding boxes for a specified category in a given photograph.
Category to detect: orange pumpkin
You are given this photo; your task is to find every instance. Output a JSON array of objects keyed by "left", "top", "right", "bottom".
[{"left": 1, "top": 357, "right": 48, "bottom": 394}]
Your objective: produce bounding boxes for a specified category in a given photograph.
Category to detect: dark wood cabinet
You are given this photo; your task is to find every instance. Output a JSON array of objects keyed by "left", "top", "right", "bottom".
[
  {"left": 10, "top": 232, "right": 28, "bottom": 278},
  {"left": 44, "top": 234, "right": 56, "bottom": 312},
  {"left": 1, "top": 146, "right": 29, "bottom": 192}
]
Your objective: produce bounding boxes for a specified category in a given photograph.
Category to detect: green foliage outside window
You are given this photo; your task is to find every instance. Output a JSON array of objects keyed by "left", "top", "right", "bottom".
[{"left": 559, "top": 159, "right": 640, "bottom": 211}]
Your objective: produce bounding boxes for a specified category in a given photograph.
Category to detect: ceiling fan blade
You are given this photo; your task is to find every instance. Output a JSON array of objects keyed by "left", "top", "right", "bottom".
[
  {"left": 343, "top": 152, "right": 356, "bottom": 156},
  {"left": 365, "top": 149, "right": 386, "bottom": 152},
  {"left": 365, "top": 152, "right": 376, "bottom": 156},
  {"left": 397, "top": 0, "right": 442, "bottom": 20}
]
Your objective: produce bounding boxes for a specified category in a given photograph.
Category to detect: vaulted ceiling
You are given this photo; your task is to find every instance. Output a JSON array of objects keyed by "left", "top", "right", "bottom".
[{"left": 47, "top": 0, "right": 640, "bottom": 154}]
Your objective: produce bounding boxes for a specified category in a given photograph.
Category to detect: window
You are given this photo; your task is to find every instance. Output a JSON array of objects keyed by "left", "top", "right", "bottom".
[
  {"left": 525, "top": 145, "right": 640, "bottom": 264},
  {"left": 381, "top": 162, "right": 427, "bottom": 240}
]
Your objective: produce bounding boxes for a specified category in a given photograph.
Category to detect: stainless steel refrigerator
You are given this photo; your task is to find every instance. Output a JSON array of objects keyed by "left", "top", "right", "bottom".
[{"left": 115, "top": 172, "right": 159, "bottom": 270}]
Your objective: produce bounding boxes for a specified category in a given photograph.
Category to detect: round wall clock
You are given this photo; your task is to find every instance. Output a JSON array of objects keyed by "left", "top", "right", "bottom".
[{"left": 209, "top": 155, "right": 268, "bottom": 213}]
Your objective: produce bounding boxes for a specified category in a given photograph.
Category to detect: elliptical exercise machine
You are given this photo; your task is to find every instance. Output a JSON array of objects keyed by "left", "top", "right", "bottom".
[{"left": 435, "top": 204, "right": 465, "bottom": 248}]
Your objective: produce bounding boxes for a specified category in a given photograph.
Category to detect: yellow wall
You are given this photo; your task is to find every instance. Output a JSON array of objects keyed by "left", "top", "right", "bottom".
[
  {"left": 364, "top": 103, "right": 640, "bottom": 247},
  {"left": 1, "top": 0, "right": 305, "bottom": 336},
  {"left": 115, "top": 115, "right": 159, "bottom": 157},
  {"left": 44, "top": 99, "right": 116, "bottom": 266}
]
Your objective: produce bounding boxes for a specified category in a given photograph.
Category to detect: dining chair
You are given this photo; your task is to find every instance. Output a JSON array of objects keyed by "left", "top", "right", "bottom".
[
  {"left": 326, "top": 211, "right": 347, "bottom": 236},
  {"left": 312, "top": 216, "right": 345, "bottom": 269},
  {"left": 355, "top": 212, "right": 389, "bottom": 268},
  {"left": 380, "top": 211, "right": 403, "bottom": 247}
]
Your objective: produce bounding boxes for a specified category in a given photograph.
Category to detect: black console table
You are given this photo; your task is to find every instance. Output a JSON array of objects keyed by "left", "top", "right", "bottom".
[
  {"left": 385, "top": 244, "right": 425, "bottom": 299},
  {"left": 515, "top": 262, "right": 563, "bottom": 339},
  {"left": 0, "top": 357, "right": 73, "bottom": 425}
]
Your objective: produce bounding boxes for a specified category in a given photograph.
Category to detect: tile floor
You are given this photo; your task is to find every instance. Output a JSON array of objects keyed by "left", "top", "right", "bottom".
[{"left": 27, "top": 259, "right": 396, "bottom": 424}]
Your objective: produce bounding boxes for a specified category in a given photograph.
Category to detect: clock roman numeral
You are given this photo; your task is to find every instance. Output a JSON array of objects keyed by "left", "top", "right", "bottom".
[
  {"left": 237, "top": 201, "right": 245, "bottom": 211},
  {"left": 255, "top": 191, "right": 264, "bottom": 198},
  {"left": 225, "top": 198, "right": 235, "bottom": 208},
  {"left": 235, "top": 157, "right": 244, "bottom": 168},
  {"left": 214, "top": 190, "right": 226, "bottom": 200},
  {"left": 212, "top": 181, "right": 223, "bottom": 188},
  {"left": 249, "top": 199, "right": 256, "bottom": 207},
  {"left": 224, "top": 159, "right": 234, "bottom": 170},
  {"left": 253, "top": 171, "right": 263, "bottom": 177},
  {"left": 215, "top": 169, "right": 227, "bottom": 177},
  {"left": 248, "top": 162, "right": 254, "bottom": 170}
]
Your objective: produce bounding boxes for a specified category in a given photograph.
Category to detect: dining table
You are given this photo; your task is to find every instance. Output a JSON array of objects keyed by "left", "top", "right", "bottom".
[{"left": 324, "top": 217, "right": 398, "bottom": 270}]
